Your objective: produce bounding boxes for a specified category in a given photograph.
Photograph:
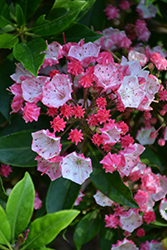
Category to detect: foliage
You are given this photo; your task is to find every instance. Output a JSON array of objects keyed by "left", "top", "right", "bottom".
[{"left": 0, "top": 0, "right": 167, "bottom": 250}]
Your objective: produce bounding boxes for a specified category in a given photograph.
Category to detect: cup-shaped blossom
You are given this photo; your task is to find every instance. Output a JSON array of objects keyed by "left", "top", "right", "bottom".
[
  {"left": 100, "top": 152, "right": 125, "bottom": 174},
  {"left": 35, "top": 155, "right": 62, "bottom": 181},
  {"left": 136, "top": 126, "right": 157, "bottom": 145},
  {"left": 31, "top": 129, "right": 61, "bottom": 160},
  {"left": 21, "top": 76, "right": 50, "bottom": 103},
  {"left": 60, "top": 151, "right": 92, "bottom": 185},
  {"left": 117, "top": 75, "right": 145, "bottom": 108},
  {"left": 159, "top": 199, "right": 167, "bottom": 221},
  {"left": 68, "top": 42, "right": 100, "bottom": 67},
  {"left": 93, "top": 63, "right": 123, "bottom": 91},
  {"left": 42, "top": 74, "right": 73, "bottom": 108},
  {"left": 42, "top": 41, "right": 63, "bottom": 68},
  {"left": 111, "top": 238, "right": 139, "bottom": 250},
  {"left": 93, "top": 190, "right": 113, "bottom": 207},
  {"left": 22, "top": 102, "right": 41, "bottom": 123},
  {"left": 119, "top": 209, "right": 143, "bottom": 233},
  {"left": 99, "top": 119, "right": 121, "bottom": 145}
]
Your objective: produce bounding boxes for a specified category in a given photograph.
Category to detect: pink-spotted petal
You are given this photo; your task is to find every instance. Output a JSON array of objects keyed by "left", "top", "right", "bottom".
[
  {"left": 61, "top": 152, "right": 92, "bottom": 185},
  {"left": 31, "top": 129, "right": 61, "bottom": 160}
]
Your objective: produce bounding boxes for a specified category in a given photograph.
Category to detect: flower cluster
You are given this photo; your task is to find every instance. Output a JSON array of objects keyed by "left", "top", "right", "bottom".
[{"left": 9, "top": 1, "right": 167, "bottom": 248}]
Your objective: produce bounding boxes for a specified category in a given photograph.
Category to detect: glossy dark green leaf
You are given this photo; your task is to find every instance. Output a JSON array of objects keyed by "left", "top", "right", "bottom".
[
  {"left": 14, "top": 0, "right": 43, "bottom": 21},
  {"left": 100, "top": 222, "right": 116, "bottom": 250},
  {"left": 73, "top": 210, "right": 101, "bottom": 250},
  {"left": 0, "top": 0, "right": 11, "bottom": 28},
  {"left": 140, "top": 146, "right": 162, "bottom": 171},
  {"left": 46, "top": 177, "right": 80, "bottom": 213},
  {"left": 15, "top": 3, "right": 25, "bottom": 26},
  {"left": 31, "top": 1, "right": 86, "bottom": 36},
  {"left": 0, "top": 130, "right": 37, "bottom": 167},
  {"left": 13, "top": 38, "right": 47, "bottom": 77},
  {"left": 0, "top": 177, "right": 8, "bottom": 202},
  {"left": 0, "top": 53, "right": 15, "bottom": 120},
  {"left": 55, "top": 22, "right": 102, "bottom": 44},
  {"left": 0, "top": 206, "right": 11, "bottom": 246},
  {"left": 89, "top": 148, "right": 138, "bottom": 208},
  {"left": 75, "top": 0, "right": 96, "bottom": 22},
  {"left": 6, "top": 172, "right": 35, "bottom": 239},
  {"left": 79, "top": 0, "right": 106, "bottom": 31},
  {"left": 21, "top": 210, "right": 80, "bottom": 250},
  {"left": 0, "top": 113, "right": 51, "bottom": 137},
  {"left": 0, "top": 34, "right": 19, "bottom": 49}
]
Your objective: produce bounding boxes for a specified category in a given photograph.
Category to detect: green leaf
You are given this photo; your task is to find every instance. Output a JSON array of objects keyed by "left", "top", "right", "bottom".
[
  {"left": 0, "top": 177, "right": 8, "bottom": 202},
  {"left": 46, "top": 177, "right": 80, "bottom": 213},
  {"left": 73, "top": 210, "right": 101, "bottom": 250},
  {"left": 13, "top": 38, "right": 47, "bottom": 77},
  {"left": 0, "top": 0, "right": 11, "bottom": 28},
  {"left": 21, "top": 210, "right": 80, "bottom": 250},
  {"left": 146, "top": 0, "right": 156, "bottom": 6},
  {"left": 140, "top": 146, "right": 162, "bottom": 171},
  {"left": 6, "top": 172, "right": 35, "bottom": 240},
  {"left": 89, "top": 148, "right": 138, "bottom": 208},
  {"left": 0, "top": 206, "right": 11, "bottom": 246},
  {"left": 99, "top": 222, "right": 116, "bottom": 250},
  {"left": 31, "top": 1, "right": 86, "bottom": 36},
  {"left": 15, "top": 3, "right": 25, "bottom": 26},
  {"left": 79, "top": 0, "right": 106, "bottom": 31},
  {"left": 0, "top": 34, "right": 19, "bottom": 49},
  {"left": 55, "top": 22, "right": 102, "bottom": 44},
  {"left": 14, "top": 0, "right": 43, "bottom": 21},
  {"left": 0, "top": 53, "right": 15, "bottom": 120},
  {"left": 0, "top": 130, "right": 37, "bottom": 167}
]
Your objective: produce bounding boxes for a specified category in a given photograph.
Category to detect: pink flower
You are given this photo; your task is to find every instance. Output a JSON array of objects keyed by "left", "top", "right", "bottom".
[
  {"left": 42, "top": 41, "right": 63, "bottom": 68},
  {"left": 111, "top": 238, "right": 139, "bottom": 250},
  {"left": 87, "top": 114, "right": 98, "bottom": 127},
  {"left": 99, "top": 119, "right": 121, "bottom": 144},
  {"left": 135, "top": 19, "right": 151, "bottom": 42},
  {"left": 46, "top": 107, "right": 58, "bottom": 117},
  {"left": 78, "top": 74, "right": 94, "bottom": 88},
  {"left": 50, "top": 115, "right": 66, "bottom": 132},
  {"left": 42, "top": 74, "right": 73, "bottom": 108},
  {"left": 104, "top": 4, "right": 119, "bottom": 20},
  {"left": 74, "top": 190, "right": 85, "bottom": 206},
  {"left": 35, "top": 155, "right": 62, "bottom": 181},
  {"left": 159, "top": 90, "right": 167, "bottom": 101},
  {"left": 100, "top": 152, "right": 125, "bottom": 174},
  {"left": 136, "top": 127, "right": 157, "bottom": 145},
  {"left": 119, "top": 209, "right": 143, "bottom": 233},
  {"left": 59, "top": 103, "right": 73, "bottom": 120},
  {"left": 68, "top": 129, "right": 84, "bottom": 145},
  {"left": 31, "top": 129, "right": 61, "bottom": 160},
  {"left": 104, "top": 214, "right": 119, "bottom": 229},
  {"left": 96, "top": 108, "right": 111, "bottom": 124},
  {"left": 92, "top": 133, "right": 103, "bottom": 146},
  {"left": 72, "top": 105, "right": 85, "bottom": 119},
  {"left": 22, "top": 102, "right": 41, "bottom": 123},
  {"left": 143, "top": 210, "right": 156, "bottom": 224},
  {"left": 34, "top": 191, "right": 42, "bottom": 210},
  {"left": 140, "top": 240, "right": 164, "bottom": 250},
  {"left": 96, "top": 97, "right": 107, "bottom": 108},
  {"left": 60, "top": 152, "right": 92, "bottom": 185},
  {"left": 67, "top": 60, "right": 83, "bottom": 76},
  {"left": 121, "top": 134, "right": 134, "bottom": 148},
  {"left": 0, "top": 164, "right": 12, "bottom": 177},
  {"left": 159, "top": 198, "right": 167, "bottom": 221},
  {"left": 119, "top": 0, "right": 130, "bottom": 10},
  {"left": 94, "top": 190, "right": 113, "bottom": 207},
  {"left": 68, "top": 42, "right": 100, "bottom": 67},
  {"left": 136, "top": 228, "right": 145, "bottom": 237},
  {"left": 21, "top": 76, "right": 50, "bottom": 103}
]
